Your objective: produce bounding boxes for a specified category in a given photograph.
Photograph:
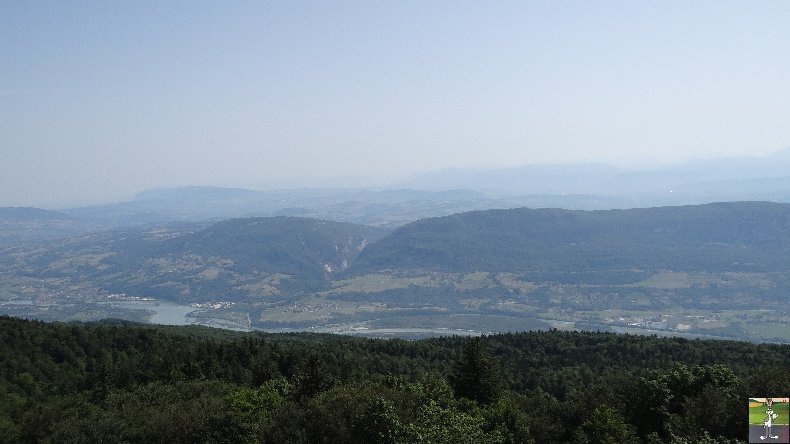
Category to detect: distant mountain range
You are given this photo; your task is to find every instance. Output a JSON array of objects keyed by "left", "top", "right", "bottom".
[
  {"left": 59, "top": 187, "right": 498, "bottom": 228},
  {"left": 4, "top": 149, "right": 790, "bottom": 249},
  {"left": 400, "top": 148, "right": 790, "bottom": 197}
]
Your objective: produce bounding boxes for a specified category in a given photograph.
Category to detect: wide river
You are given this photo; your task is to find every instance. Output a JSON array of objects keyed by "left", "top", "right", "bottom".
[
  {"left": 105, "top": 300, "right": 199, "bottom": 325},
  {"left": 100, "top": 300, "right": 251, "bottom": 331}
]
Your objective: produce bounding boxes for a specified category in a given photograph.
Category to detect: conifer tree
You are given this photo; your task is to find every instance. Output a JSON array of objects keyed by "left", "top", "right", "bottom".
[{"left": 451, "top": 337, "right": 503, "bottom": 405}]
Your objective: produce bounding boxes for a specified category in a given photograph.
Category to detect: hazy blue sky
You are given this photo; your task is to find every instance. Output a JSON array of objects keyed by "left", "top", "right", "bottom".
[{"left": 2, "top": 1, "right": 790, "bottom": 207}]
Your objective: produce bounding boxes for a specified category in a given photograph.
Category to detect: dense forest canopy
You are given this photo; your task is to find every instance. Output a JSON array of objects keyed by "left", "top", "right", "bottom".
[{"left": 1, "top": 316, "right": 787, "bottom": 443}]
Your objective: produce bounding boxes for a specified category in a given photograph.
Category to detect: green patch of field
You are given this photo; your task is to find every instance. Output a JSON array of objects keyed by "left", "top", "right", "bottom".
[
  {"left": 491, "top": 301, "right": 540, "bottom": 314},
  {"left": 459, "top": 298, "right": 490, "bottom": 310},
  {"left": 455, "top": 272, "right": 494, "bottom": 291},
  {"left": 329, "top": 273, "right": 433, "bottom": 294},
  {"left": 196, "top": 268, "right": 222, "bottom": 280},
  {"left": 721, "top": 272, "right": 773, "bottom": 288},
  {"left": 234, "top": 281, "right": 281, "bottom": 297},
  {"left": 333, "top": 302, "right": 391, "bottom": 315},
  {"left": 749, "top": 401, "right": 789, "bottom": 425},
  {"left": 495, "top": 273, "right": 538, "bottom": 293},
  {"left": 258, "top": 295, "right": 391, "bottom": 324},
  {"left": 631, "top": 272, "right": 695, "bottom": 289}
]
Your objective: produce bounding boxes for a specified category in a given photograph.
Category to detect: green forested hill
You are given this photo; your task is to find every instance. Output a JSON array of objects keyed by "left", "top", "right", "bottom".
[
  {"left": 351, "top": 202, "right": 790, "bottom": 274},
  {"left": 0, "top": 316, "right": 787, "bottom": 443}
]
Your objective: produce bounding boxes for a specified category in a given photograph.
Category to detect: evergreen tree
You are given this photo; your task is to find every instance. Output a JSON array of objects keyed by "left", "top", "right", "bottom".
[{"left": 451, "top": 337, "right": 503, "bottom": 405}]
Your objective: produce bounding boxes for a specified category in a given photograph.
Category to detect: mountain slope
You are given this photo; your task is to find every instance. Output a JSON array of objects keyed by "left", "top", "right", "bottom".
[
  {"left": 350, "top": 201, "right": 790, "bottom": 274},
  {"left": 3, "top": 217, "right": 387, "bottom": 303},
  {"left": 165, "top": 217, "right": 386, "bottom": 276}
]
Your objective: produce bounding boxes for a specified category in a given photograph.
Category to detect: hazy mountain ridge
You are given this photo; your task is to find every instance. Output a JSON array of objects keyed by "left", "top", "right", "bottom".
[
  {"left": 60, "top": 187, "right": 497, "bottom": 230},
  {"left": 402, "top": 162, "right": 622, "bottom": 194},
  {"left": 6, "top": 150, "right": 790, "bottom": 250},
  {"left": 351, "top": 202, "right": 790, "bottom": 275},
  {"left": 402, "top": 148, "right": 790, "bottom": 202}
]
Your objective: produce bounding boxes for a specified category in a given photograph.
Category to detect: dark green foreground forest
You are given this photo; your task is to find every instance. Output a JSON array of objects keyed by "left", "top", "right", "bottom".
[{"left": 1, "top": 316, "right": 788, "bottom": 443}]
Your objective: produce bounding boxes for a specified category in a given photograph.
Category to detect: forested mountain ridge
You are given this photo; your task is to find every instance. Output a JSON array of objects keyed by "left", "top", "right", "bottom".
[
  {"left": 351, "top": 201, "right": 790, "bottom": 274},
  {"left": 0, "top": 316, "right": 787, "bottom": 443}
]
